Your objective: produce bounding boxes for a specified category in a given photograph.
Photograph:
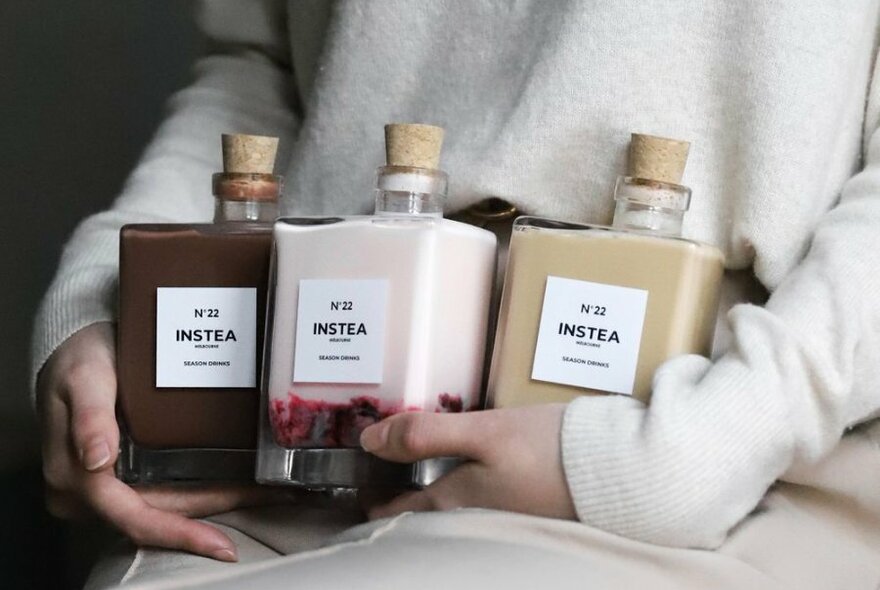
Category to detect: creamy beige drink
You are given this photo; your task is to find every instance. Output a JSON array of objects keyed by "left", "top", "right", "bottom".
[
  {"left": 489, "top": 224, "right": 722, "bottom": 405},
  {"left": 488, "top": 134, "right": 724, "bottom": 406}
]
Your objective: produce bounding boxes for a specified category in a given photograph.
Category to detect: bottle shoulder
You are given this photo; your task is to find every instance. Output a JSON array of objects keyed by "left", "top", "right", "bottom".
[
  {"left": 121, "top": 222, "right": 272, "bottom": 237},
  {"left": 438, "top": 218, "right": 498, "bottom": 244},
  {"left": 274, "top": 215, "right": 496, "bottom": 244},
  {"left": 514, "top": 215, "right": 723, "bottom": 259}
]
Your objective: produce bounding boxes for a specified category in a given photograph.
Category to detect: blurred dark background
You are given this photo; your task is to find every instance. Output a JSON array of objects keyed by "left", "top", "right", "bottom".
[{"left": 0, "top": 2, "right": 199, "bottom": 587}]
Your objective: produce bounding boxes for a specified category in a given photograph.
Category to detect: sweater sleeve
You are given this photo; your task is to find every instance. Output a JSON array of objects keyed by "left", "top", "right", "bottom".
[
  {"left": 30, "top": 0, "right": 298, "bottom": 392},
  {"left": 562, "top": 59, "right": 880, "bottom": 550}
]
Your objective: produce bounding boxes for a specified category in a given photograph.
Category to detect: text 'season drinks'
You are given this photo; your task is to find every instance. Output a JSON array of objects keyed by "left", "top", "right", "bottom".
[
  {"left": 257, "top": 124, "right": 497, "bottom": 489},
  {"left": 489, "top": 134, "right": 724, "bottom": 407}
]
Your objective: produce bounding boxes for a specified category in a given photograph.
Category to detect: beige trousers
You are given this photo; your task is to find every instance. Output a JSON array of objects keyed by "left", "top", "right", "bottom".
[{"left": 86, "top": 420, "right": 880, "bottom": 590}]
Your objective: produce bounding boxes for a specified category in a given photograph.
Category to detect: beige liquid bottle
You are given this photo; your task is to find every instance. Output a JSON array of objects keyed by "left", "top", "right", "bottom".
[{"left": 488, "top": 134, "right": 724, "bottom": 406}]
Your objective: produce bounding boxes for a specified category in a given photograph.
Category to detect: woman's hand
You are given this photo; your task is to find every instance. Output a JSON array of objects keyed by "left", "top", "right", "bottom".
[
  {"left": 361, "top": 404, "right": 577, "bottom": 520},
  {"left": 37, "top": 322, "right": 276, "bottom": 562}
]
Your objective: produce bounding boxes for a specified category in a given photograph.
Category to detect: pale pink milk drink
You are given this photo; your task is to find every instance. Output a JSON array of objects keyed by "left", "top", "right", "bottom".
[{"left": 257, "top": 124, "right": 497, "bottom": 488}]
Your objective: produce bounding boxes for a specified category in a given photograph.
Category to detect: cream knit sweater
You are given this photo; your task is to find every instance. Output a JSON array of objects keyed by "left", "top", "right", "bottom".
[{"left": 32, "top": 0, "right": 880, "bottom": 549}]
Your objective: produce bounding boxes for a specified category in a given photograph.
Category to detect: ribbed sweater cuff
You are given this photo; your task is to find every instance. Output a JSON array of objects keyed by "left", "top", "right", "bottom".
[
  {"left": 561, "top": 354, "right": 793, "bottom": 549},
  {"left": 30, "top": 268, "right": 117, "bottom": 396}
]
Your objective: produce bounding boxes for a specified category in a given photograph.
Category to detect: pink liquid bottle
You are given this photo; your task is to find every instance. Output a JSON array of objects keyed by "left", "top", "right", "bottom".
[{"left": 257, "top": 124, "right": 497, "bottom": 488}]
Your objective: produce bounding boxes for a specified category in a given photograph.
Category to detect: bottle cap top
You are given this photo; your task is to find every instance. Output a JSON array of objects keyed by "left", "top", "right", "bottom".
[
  {"left": 222, "top": 133, "right": 279, "bottom": 174},
  {"left": 384, "top": 124, "right": 444, "bottom": 169},
  {"left": 628, "top": 133, "right": 690, "bottom": 184}
]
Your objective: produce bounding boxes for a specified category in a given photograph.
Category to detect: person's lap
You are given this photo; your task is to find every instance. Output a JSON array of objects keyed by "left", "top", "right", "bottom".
[
  {"left": 86, "top": 422, "right": 880, "bottom": 590},
  {"left": 83, "top": 502, "right": 362, "bottom": 589}
]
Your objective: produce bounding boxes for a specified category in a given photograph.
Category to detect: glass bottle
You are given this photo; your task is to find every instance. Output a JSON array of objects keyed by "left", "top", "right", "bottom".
[
  {"left": 257, "top": 124, "right": 497, "bottom": 489},
  {"left": 488, "top": 134, "right": 724, "bottom": 407},
  {"left": 116, "top": 134, "right": 281, "bottom": 483}
]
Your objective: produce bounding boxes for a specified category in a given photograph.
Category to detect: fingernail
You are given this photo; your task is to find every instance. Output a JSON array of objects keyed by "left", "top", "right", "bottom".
[
  {"left": 360, "top": 422, "right": 388, "bottom": 452},
  {"left": 81, "top": 440, "right": 111, "bottom": 471},
  {"left": 210, "top": 547, "right": 238, "bottom": 562}
]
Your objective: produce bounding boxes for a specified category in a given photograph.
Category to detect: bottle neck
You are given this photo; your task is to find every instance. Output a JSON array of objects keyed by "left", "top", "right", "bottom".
[
  {"left": 212, "top": 172, "right": 281, "bottom": 223},
  {"left": 214, "top": 199, "right": 279, "bottom": 223},
  {"left": 373, "top": 166, "right": 447, "bottom": 217},
  {"left": 611, "top": 176, "right": 691, "bottom": 237}
]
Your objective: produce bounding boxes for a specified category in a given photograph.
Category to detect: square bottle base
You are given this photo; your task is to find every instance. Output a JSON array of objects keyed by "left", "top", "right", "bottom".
[
  {"left": 256, "top": 445, "right": 460, "bottom": 490},
  {"left": 117, "top": 434, "right": 256, "bottom": 484}
]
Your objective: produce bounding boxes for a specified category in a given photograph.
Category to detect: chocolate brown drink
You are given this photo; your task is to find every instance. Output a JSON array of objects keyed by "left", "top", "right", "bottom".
[
  {"left": 118, "top": 226, "right": 271, "bottom": 449},
  {"left": 116, "top": 133, "right": 282, "bottom": 483}
]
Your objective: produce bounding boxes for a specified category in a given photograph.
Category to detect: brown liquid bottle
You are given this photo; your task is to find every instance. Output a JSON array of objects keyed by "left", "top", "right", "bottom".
[
  {"left": 116, "top": 134, "right": 281, "bottom": 483},
  {"left": 488, "top": 134, "right": 724, "bottom": 407}
]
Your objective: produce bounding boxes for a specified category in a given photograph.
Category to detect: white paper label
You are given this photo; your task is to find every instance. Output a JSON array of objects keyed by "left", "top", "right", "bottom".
[
  {"left": 531, "top": 276, "right": 648, "bottom": 395},
  {"left": 293, "top": 279, "right": 388, "bottom": 384},
  {"left": 155, "top": 287, "right": 257, "bottom": 388}
]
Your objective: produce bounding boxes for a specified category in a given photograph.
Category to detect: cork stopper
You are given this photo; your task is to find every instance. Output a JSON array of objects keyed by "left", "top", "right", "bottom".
[
  {"left": 221, "top": 133, "right": 279, "bottom": 174},
  {"left": 628, "top": 133, "right": 690, "bottom": 184},
  {"left": 384, "top": 124, "right": 444, "bottom": 169}
]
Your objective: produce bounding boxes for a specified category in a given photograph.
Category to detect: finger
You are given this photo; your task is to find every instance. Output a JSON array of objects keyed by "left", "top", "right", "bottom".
[
  {"left": 41, "top": 393, "right": 78, "bottom": 490},
  {"left": 86, "top": 473, "right": 239, "bottom": 562},
  {"left": 63, "top": 364, "right": 120, "bottom": 472},
  {"left": 360, "top": 411, "right": 490, "bottom": 463},
  {"left": 137, "top": 484, "right": 296, "bottom": 518}
]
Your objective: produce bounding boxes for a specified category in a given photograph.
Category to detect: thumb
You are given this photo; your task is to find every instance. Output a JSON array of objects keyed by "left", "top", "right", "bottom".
[
  {"left": 66, "top": 366, "right": 120, "bottom": 472},
  {"left": 360, "top": 411, "right": 486, "bottom": 463}
]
